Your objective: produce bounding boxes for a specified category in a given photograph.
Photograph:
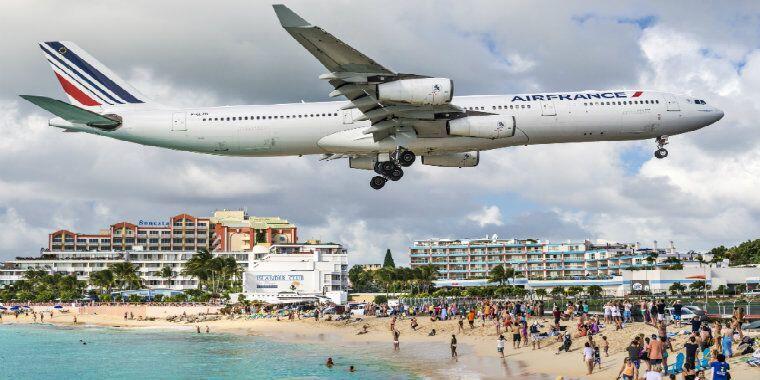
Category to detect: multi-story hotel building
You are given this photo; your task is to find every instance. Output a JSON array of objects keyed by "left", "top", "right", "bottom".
[
  {"left": 410, "top": 238, "right": 674, "bottom": 280},
  {"left": 46, "top": 210, "right": 296, "bottom": 253},
  {"left": 0, "top": 242, "right": 347, "bottom": 294}
]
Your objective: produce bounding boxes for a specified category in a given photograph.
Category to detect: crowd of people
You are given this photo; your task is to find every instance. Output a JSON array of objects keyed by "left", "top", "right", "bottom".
[{"left": 373, "top": 297, "right": 757, "bottom": 379}]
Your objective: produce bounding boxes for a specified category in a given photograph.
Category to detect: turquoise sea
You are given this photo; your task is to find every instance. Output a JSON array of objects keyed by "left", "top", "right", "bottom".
[{"left": 0, "top": 324, "right": 419, "bottom": 379}]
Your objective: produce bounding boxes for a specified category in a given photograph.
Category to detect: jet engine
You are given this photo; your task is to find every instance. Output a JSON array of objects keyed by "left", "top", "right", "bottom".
[
  {"left": 448, "top": 115, "right": 515, "bottom": 139},
  {"left": 377, "top": 78, "right": 453, "bottom": 105},
  {"left": 421, "top": 152, "right": 479, "bottom": 167}
]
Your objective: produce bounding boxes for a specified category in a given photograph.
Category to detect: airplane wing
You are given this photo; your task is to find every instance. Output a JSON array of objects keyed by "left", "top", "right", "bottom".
[{"left": 273, "top": 4, "right": 472, "bottom": 142}]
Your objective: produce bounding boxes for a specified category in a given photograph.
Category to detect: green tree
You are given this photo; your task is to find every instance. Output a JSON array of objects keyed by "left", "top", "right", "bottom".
[
  {"left": 159, "top": 266, "right": 174, "bottom": 288},
  {"left": 550, "top": 286, "right": 565, "bottom": 299},
  {"left": 348, "top": 265, "right": 368, "bottom": 291},
  {"left": 383, "top": 249, "right": 395, "bottom": 268},
  {"left": 416, "top": 265, "right": 439, "bottom": 294},
  {"left": 110, "top": 262, "right": 142, "bottom": 290},
  {"left": 689, "top": 280, "right": 706, "bottom": 293},
  {"left": 669, "top": 282, "right": 686, "bottom": 295},
  {"left": 535, "top": 288, "right": 547, "bottom": 299},
  {"left": 566, "top": 285, "right": 584, "bottom": 298},
  {"left": 89, "top": 269, "right": 114, "bottom": 294},
  {"left": 489, "top": 265, "right": 508, "bottom": 286},
  {"left": 586, "top": 285, "right": 603, "bottom": 298},
  {"left": 182, "top": 249, "right": 214, "bottom": 290}
]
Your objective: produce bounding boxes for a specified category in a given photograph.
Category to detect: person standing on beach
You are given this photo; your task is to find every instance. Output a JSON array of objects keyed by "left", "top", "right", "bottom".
[
  {"left": 467, "top": 309, "right": 475, "bottom": 329},
  {"left": 196, "top": 325, "right": 201, "bottom": 333},
  {"left": 205, "top": 326, "right": 209, "bottom": 333},
  {"left": 458, "top": 315, "right": 465, "bottom": 333},
  {"left": 392, "top": 329, "right": 400, "bottom": 351},
  {"left": 450, "top": 334, "right": 458, "bottom": 358},
  {"left": 582, "top": 342, "right": 594, "bottom": 375},
  {"left": 497, "top": 335, "right": 506, "bottom": 358}
]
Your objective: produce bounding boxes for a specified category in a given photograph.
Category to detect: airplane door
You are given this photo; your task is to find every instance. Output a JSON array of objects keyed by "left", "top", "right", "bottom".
[
  {"left": 172, "top": 112, "right": 187, "bottom": 131},
  {"left": 664, "top": 94, "right": 680, "bottom": 111},
  {"left": 540, "top": 101, "right": 557, "bottom": 116},
  {"left": 342, "top": 109, "right": 354, "bottom": 124}
]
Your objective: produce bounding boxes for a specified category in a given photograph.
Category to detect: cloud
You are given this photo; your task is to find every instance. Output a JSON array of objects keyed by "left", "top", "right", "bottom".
[
  {"left": 467, "top": 206, "right": 504, "bottom": 227},
  {"left": 1, "top": 1, "right": 759, "bottom": 265}
]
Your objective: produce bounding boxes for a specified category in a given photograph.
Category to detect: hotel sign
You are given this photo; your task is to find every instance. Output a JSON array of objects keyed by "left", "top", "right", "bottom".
[
  {"left": 256, "top": 274, "right": 304, "bottom": 281},
  {"left": 138, "top": 220, "right": 170, "bottom": 227}
]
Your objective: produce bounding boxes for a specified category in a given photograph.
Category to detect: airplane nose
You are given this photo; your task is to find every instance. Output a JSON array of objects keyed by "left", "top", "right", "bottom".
[{"left": 716, "top": 109, "right": 724, "bottom": 121}]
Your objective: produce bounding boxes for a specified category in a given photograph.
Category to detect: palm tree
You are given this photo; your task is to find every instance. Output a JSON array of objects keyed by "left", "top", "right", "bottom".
[
  {"left": 489, "top": 265, "right": 508, "bottom": 286},
  {"left": 182, "top": 249, "right": 214, "bottom": 290},
  {"left": 417, "top": 265, "right": 439, "bottom": 294},
  {"left": 535, "top": 288, "right": 547, "bottom": 300},
  {"left": 159, "top": 266, "right": 174, "bottom": 288},
  {"left": 110, "top": 262, "right": 142, "bottom": 290},
  {"left": 90, "top": 269, "right": 115, "bottom": 294}
]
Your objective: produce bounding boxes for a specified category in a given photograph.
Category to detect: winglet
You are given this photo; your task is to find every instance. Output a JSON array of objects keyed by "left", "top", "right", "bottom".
[{"left": 272, "top": 4, "right": 311, "bottom": 28}]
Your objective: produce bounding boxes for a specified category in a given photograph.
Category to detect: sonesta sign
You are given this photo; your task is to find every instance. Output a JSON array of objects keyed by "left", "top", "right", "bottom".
[
  {"left": 138, "top": 220, "right": 170, "bottom": 227},
  {"left": 511, "top": 91, "right": 642, "bottom": 102}
]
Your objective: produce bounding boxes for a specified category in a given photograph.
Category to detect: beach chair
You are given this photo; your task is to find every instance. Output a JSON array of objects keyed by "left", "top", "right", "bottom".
[
  {"left": 666, "top": 352, "right": 684, "bottom": 374},
  {"left": 695, "top": 348, "right": 710, "bottom": 370}
]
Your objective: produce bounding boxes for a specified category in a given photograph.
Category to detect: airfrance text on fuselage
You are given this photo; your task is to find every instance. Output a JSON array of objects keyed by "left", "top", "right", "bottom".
[{"left": 511, "top": 92, "right": 632, "bottom": 102}]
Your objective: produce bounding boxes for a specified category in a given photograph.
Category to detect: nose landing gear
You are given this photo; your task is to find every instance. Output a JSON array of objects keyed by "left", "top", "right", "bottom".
[
  {"left": 654, "top": 136, "right": 669, "bottom": 159},
  {"left": 369, "top": 149, "right": 415, "bottom": 189}
]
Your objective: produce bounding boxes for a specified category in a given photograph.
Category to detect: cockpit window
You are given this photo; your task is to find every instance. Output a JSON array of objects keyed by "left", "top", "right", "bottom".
[{"left": 695, "top": 99, "right": 706, "bottom": 105}]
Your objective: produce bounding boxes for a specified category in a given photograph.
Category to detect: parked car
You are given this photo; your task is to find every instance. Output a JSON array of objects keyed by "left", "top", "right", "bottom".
[
  {"left": 664, "top": 306, "right": 697, "bottom": 323},
  {"left": 348, "top": 302, "right": 366, "bottom": 317},
  {"left": 683, "top": 305, "right": 707, "bottom": 317}
]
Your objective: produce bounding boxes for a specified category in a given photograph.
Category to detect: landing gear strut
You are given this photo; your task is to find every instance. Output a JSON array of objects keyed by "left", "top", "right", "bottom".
[
  {"left": 654, "top": 136, "right": 669, "bottom": 159},
  {"left": 369, "top": 149, "right": 414, "bottom": 189}
]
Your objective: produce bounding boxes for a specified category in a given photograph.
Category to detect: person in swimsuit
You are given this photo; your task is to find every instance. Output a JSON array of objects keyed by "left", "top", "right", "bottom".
[
  {"left": 450, "top": 334, "right": 458, "bottom": 358},
  {"left": 392, "top": 329, "right": 400, "bottom": 351},
  {"left": 617, "top": 357, "right": 636, "bottom": 380}
]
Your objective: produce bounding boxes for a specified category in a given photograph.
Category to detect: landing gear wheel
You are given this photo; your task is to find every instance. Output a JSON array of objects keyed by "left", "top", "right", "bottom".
[
  {"left": 388, "top": 167, "right": 404, "bottom": 181},
  {"left": 373, "top": 161, "right": 385, "bottom": 175},
  {"left": 654, "top": 148, "right": 668, "bottom": 159},
  {"left": 398, "top": 150, "right": 416, "bottom": 167},
  {"left": 380, "top": 161, "right": 395, "bottom": 174},
  {"left": 370, "top": 176, "right": 387, "bottom": 190}
]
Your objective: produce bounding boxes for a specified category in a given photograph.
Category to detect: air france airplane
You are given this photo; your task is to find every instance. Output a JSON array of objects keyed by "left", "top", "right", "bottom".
[{"left": 23, "top": 5, "right": 724, "bottom": 190}]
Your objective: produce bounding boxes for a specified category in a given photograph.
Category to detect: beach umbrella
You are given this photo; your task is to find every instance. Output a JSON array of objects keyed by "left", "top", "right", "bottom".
[
  {"left": 10, "top": 306, "right": 20, "bottom": 311},
  {"left": 53, "top": 305, "right": 63, "bottom": 309},
  {"left": 0, "top": 306, "right": 7, "bottom": 310}
]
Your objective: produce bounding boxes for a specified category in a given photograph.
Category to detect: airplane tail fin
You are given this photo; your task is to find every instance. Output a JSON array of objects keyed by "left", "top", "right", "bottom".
[{"left": 38, "top": 41, "right": 153, "bottom": 109}]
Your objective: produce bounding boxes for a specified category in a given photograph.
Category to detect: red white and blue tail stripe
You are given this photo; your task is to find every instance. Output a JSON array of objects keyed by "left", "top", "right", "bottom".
[{"left": 39, "top": 41, "right": 150, "bottom": 108}]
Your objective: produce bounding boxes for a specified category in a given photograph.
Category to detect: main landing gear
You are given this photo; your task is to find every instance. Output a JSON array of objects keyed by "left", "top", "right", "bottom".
[
  {"left": 654, "top": 135, "right": 669, "bottom": 159},
  {"left": 369, "top": 149, "right": 416, "bottom": 190}
]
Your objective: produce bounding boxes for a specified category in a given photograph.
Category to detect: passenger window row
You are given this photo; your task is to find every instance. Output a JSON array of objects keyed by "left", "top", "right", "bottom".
[
  {"left": 584, "top": 100, "right": 659, "bottom": 106},
  {"left": 466, "top": 105, "right": 532, "bottom": 111},
  {"left": 202, "top": 113, "right": 339, "bottom": 122}
]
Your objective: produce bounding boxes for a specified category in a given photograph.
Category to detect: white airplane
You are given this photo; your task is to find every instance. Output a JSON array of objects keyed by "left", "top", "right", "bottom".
[{"left": 23, "top": 4, "right": 724, "bottom": 190}]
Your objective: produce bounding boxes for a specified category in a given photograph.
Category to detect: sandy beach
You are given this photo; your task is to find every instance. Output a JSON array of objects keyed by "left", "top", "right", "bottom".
[{"left": 2, "top": 306, "right": 758, "bottom": 380}]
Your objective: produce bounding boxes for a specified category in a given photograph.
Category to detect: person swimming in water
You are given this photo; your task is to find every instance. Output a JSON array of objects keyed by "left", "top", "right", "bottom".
[{"left": 326, "top": 357, "right": 334, "bottom": 368}]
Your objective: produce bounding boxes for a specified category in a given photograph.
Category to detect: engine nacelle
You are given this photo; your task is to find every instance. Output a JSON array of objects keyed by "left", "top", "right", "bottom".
[
  {"left": 421, "top": 152, "right": 479, "bottom": 168},
  {"left": 448, "top": 115, "right": 515, "bottom": 139},
  {"left": 349, "top": 155, "right": 378, "bottom": 170},
  {"left": 377, "top": 78, "right": 453, "bottom": 105}
]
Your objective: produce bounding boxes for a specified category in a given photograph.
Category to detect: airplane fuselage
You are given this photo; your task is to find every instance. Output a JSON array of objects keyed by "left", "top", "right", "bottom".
[{"left": 50, "top": 90, "right": 723, "bottom": 158}]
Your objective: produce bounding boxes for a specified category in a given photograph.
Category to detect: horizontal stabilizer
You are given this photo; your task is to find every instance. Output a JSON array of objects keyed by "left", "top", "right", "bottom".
[{"left": 20, "top": 95, "right": 121, "bottom": 129}]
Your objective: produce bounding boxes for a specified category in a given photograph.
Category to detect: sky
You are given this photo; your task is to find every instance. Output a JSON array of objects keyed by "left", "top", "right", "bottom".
[{"left": 1, "top": 0, "right": 760, "bottom": 265}]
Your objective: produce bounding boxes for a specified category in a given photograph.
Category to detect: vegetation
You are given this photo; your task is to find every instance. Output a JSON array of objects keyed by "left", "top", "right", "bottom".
[
  {"left": 689, "top": 280, "right": 707, "bottom": 293},
  {"left": 488, "top": 265, "right": 516, "bottom": 286},
  {"left": 709, "top": 239, "right": 760, "bottom": 265},
  {"left": 669, "top": 282, "right": 687, "bottom": 295},
  {"left": 348, "top": 265, "right": 438, "bottom": 294},
  {"left": 0, "top": 269, "right": 86, "bottom": 302},
  {"left": 181, "top": 249, "right": 243, "bottom": 294},
  {"left": 586, "top": 285, "right": 603, "bottom": 298},
  {"left": 383, "top": 249, "right": 396, "bottom": 268}
]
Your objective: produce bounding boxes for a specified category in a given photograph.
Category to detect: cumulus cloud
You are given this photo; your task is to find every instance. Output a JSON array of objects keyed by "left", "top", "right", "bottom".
[
  {"left": 467, "top": 206, "right": 504, "bottom": 227},
  {"left": 1, "top": 1, "right": 759, "bottom": 265}
]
